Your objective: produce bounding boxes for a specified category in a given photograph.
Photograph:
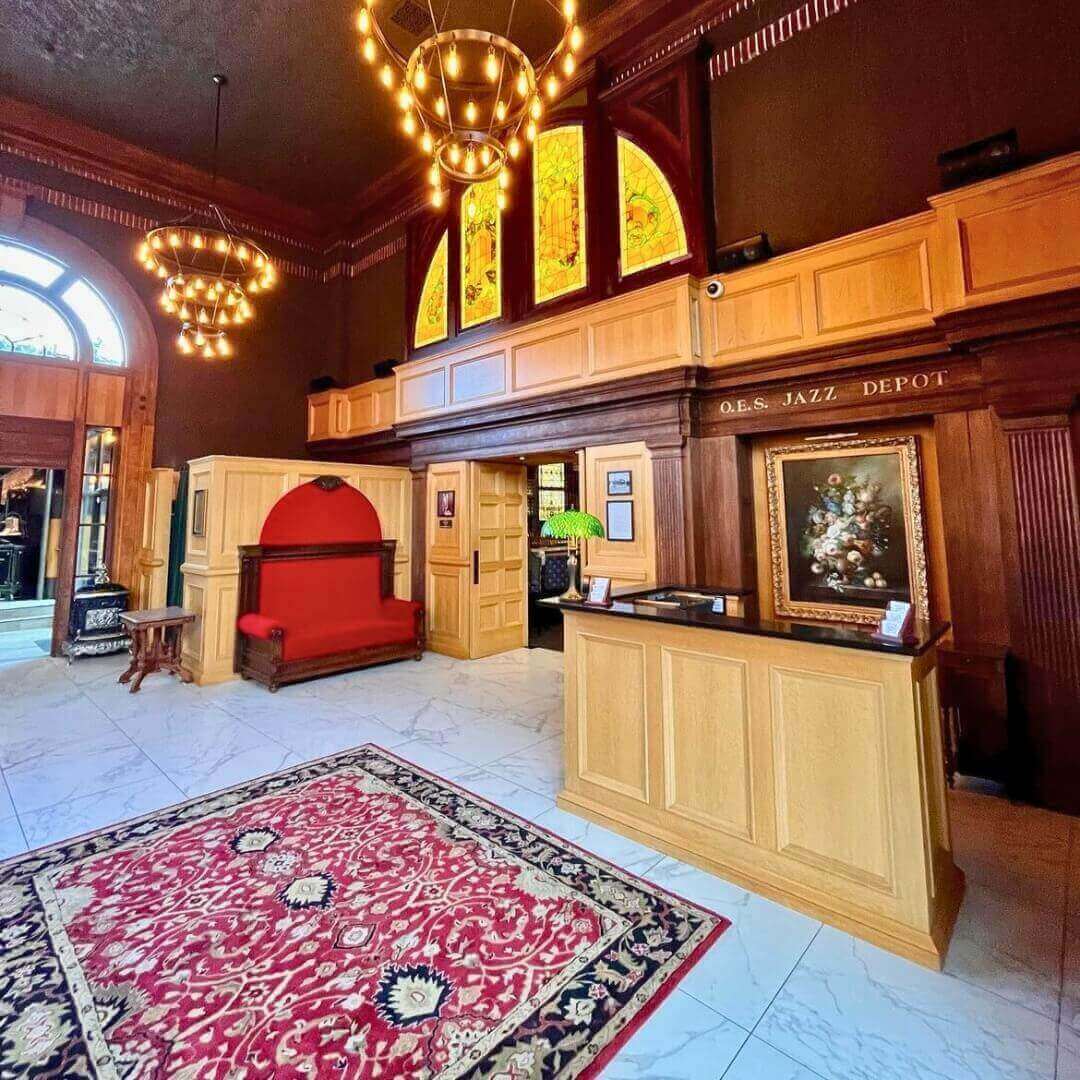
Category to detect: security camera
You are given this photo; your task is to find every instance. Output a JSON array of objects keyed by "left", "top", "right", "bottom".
[{"left": 704, "top": 279, "right": 725, "bottom": 300}]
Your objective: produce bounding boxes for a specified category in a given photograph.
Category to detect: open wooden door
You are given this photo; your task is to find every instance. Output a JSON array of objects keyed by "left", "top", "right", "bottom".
[
  {"left": 425, "top": 461, "right": 472, "bottom": 659},
  {"left": 469, "top": 462, "right": 527, "bottom": 658}
]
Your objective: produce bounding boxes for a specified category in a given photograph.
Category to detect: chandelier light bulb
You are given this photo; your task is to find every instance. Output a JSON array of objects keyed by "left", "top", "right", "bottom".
[
  {"left": 498, "top": 168, "right": 510, "bottom": 189},
  {"left": 562, "top": 0, "right": 575, "bottom": 17},
  {"left": 516, "top": 68, "right": 528, "bottom": 96},
  {"left": 415, "top": 60, "right": 427, "bottom": 90},
  {"left": 431, "top": 187, "right": 445, "bottom": 208},
  {"left": 495, "top": 100, "right": 508, "bottom": 122},
  {"left": 218, "top": 309, "right": 230, "bottom": 325},
  {"left": 151, "top": 236, "right": 163, "bottom": 250},
  {"left": 545, "top": 74, "right": 558, "bottom": 98},
  {"left": 508, "top": 136, "right": 521, "bottom": 158},
  {"left": 357, "top": 8, "right": 370, "bottom": 33},
  {"left": 445, "top": 43, "right": 461, "bottom": 78},
  {"left": 562, "top": 52, "right": 575, "bottom": 76},
  {"left": 156, "top": 265, "right": 168, "bottom": 278},
  {"left": 465, "top": 98, "right": 478, "bottom": 124},
  {"left": 380, "top": 63, "right": 393, "bottom": 87},
  {"left": 526, "top": 119, "right": 537, "bottom": 141},
  {"left": 435, "top": 96, "right": 446, "bottom": 117},
  {"left": 464, "top": 147, "right": 477, "bottom": 175},
  {"left": 480, "top": 145, "right": 492, "bottom": 167},
  {"left": 217, "top": 337, "right": 231, "bottom": 357},
  {"left": 169, "top": 232, "right": 181, "bottom": 247},
  {"left": 421, "top": 130, "right": 434, "bottom": 153},
  {"left": 178, "top": 333, "right": 194, "bottom": 354},
  {"left": 497, "top": 190, "right": 507, "bottom": 211},
  {"left": 429, "top": 162, "right": 441, "bottom": 185},
  {"left": 397, "top": 87, "right": 412, "bottom": 110},
  {"left": 485, "top": 48, "right": 499, "bottom": 81},
  {"left": 448, "top": 142, "right": 462, "bottom": 165},
  {"left": 530, "top": 95, "right": 542, "bottom": 119},
  {"left": 362, "top": 36, "right": 376, "bottom": 62},
  {"left": 570, "top": 25, "right": 583, "bottom": 51},
  {"left": 194, "top": 330, "right": 206, "bottom": 346},
  {"left": 202, "top": 343, "right": 215, "bottom": 359},
  {"left": 402, "top": 112, "right": 417, "bottom": 136}
]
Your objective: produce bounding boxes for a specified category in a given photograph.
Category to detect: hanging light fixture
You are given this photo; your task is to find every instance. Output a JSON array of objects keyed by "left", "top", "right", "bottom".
[
  {"left": 135, "top": 75, "right": 278, "bottom": 358},
  {"left": 355, "top": 0, "right": 583, "bottom": 206}
]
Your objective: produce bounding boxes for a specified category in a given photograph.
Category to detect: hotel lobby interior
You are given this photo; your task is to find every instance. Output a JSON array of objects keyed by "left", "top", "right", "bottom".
[{"left": 1, "top": 0, "right": 1078, "bottom": 1076}]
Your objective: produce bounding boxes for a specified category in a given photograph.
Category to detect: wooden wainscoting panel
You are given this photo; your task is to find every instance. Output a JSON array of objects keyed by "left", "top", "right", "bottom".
[
  {"left": 450, "top": 350, "right": 507, "bottom": 407},
  {"left": 661, "top": 646, "right": 753, "bottom": 841},
  {"left": 709, "top": 276, "right": 803, "bottom": 359},
  {"left": 85, "top": 372, "right": 126, "bottom": 427},
  {"left": 426, "top": 460, "right": 471, "bottom": 658},
  {"left": 307, "top": 392, "right": 334, "bottom": 441},
  {"left": 589, "top": 296, "right": 684, "bottom": 376},
  {"left": 511, "top": 328, "right": 584, "bottom": 393},
  {"left": 0, "top": 359, "right": 78, "bottom": 420},
  {"left": 401, "top": 366, "right": 447, "bottom": 416},
  {"left": 577, "top": 632, "right": 650, "bottom": 802},
  {"left": 771, "top": 666, "right": 895, "bottom": 893},
  {"left": 812, "top": 242, "right": 932, "bottom": 335}
]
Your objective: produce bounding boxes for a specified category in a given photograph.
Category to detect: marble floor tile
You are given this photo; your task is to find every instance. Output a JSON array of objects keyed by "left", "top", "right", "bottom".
[
  {"left": 487, "top": 735, "right": 564, "bottom": 796},
  {"left": 247, "top": 710, "right": 410, "bottom": 759},
  {"left": 0, "top": 816, "right": 27, "bottom": 860},
  {"left": 1059, "top": 1025, "right": 1080, "bottom": 1080},
  {"left": 438, "top": 762, "right": 556, "bottom": 821},
  {"left": 150, "top": 738, "right": 301, "bottom": 798},
  {"left": 58, "top": 650, "right": 130, "bottom": 685},
  {"left": 420, "top": 709, "right": 553, "bottom": 764},
  {"left": 109, "top": 696, "right": 244, "bottom": 745},
  {"left": 533, "top": 805, "right": 666, "bottom": 877},
  {"left": 758, "top": 925, "right": 1058, "bottom": 1080},
  {"left": 4, "top": 738, "right": 163, "bottom": 814},
  {"left": 2, "top": 662, "right": 85, "bottom": 720},
  {"left": 603, "top": 989, "right": 747, "bottom": 1079},
  {"left": 644, "top": 857, "right": 822, "bottom": 1030},
  {"left": 19, "top": 774, "right": 185, "bottom": 850},
  {"left": 950, "top": 789, "right": 1071, "bottom": 910},
  {"left": 0, "top": 772, "right": 17, "bottom": 819},
  {"left": 387, "top": 738, "right": 472, "bottom": 776},
  {"left": 0, "top": 700, "right": 120, "bottom": 769},
  {"left": 721, "top": 1036, "right": 826, "bottom": 1080},
  {"left": 945, "top": 881, "right": 1065, "bottom": 1019},
  {"left": 1060, "top": 928, "right": 1080, "bottom": 1034}
]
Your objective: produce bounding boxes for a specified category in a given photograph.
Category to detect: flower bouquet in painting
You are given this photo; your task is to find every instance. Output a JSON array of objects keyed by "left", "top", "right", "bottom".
[{"left": 800, "top": 470, "right": 895, "bottom": 597}]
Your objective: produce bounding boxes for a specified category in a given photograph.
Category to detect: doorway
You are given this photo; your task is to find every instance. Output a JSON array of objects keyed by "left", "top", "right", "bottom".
[{"left": 0, "top": 465, "right": 64, "bottom": 664}]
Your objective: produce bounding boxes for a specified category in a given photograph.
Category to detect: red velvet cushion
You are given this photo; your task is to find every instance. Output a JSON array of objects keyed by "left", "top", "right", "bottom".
[
  {"left": 236, "top": 613, "right": 283, "bottom": 640},
  {"left": 260, "top": 481, "right": 382, "bottom": 545},
  {"left": 259, "top": 555, "right": 384, "bottom": 627},
  {"left": 281, "top": 615, "right": 416, "bottom": 661}
]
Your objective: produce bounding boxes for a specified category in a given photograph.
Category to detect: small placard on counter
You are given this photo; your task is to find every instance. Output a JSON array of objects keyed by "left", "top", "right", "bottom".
[{"left": 711, "top": 596, "right": 726, "bottom": 614}]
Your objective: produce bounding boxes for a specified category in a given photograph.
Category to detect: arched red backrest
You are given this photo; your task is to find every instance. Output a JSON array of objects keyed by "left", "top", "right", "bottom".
[{"left": 259, "top": 479, "right": 383, "bottom": 545}]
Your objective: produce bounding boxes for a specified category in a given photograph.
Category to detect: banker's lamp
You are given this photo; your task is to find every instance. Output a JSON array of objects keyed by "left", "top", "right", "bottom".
[{"left": 540, "top": 509, "right": 605, "bottom": 602}]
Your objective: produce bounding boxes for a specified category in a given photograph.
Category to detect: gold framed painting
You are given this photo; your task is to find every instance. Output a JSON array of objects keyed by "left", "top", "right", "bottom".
[{"left": 764, "top": 435, "right": 930, "bottom": 625}]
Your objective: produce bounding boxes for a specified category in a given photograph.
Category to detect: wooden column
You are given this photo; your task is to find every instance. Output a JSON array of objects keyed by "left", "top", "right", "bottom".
[
  {"left": 689, "top": 435, "right": 756, "bottom": 593},
  {"left": 410, "top": 464, "right": 427, "bottom": 605},
  {"left": 648, "top": 437, "right": 693, "bottom": 584}
]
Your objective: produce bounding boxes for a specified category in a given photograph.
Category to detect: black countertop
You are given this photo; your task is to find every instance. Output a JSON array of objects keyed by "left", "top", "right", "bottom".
[{"left": 547, "top": 585, "right": 949, "bottom": 658}]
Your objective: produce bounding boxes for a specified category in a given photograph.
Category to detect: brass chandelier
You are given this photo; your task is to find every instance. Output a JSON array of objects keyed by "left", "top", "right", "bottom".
[
  {"left": 356, "top": 0, "right": 583, "bottom": 206},
  {"left": 135, "top": 75, "right": 277, "bottom": 358}
]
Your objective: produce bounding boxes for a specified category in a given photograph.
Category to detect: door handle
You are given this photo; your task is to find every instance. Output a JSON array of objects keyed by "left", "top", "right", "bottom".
[{"left": 473, "top": 550, "right": 479, "bottom": 585}]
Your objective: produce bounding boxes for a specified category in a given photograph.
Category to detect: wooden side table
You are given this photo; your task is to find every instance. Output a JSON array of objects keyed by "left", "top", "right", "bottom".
[{"left": 118, "top": 607, "right": 195, "bottom": 693}]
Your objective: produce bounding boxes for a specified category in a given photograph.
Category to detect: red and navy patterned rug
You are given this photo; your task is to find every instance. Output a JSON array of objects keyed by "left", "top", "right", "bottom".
[{"left": 0, "top": 745, "right": 727, "bottom": 1078}]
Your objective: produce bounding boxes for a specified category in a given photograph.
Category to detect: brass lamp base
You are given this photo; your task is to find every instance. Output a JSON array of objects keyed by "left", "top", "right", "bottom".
[{"left": 560, "top": 549, "right": 584, "bottom": 602}]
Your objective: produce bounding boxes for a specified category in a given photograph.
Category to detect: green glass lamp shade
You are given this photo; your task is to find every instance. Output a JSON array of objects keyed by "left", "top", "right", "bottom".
[
  {"left": 540, "top": 510, "right": 605, "bottom": 541},
  {"left": 540, "top": 510, "right": 603, "bottom": 601}
]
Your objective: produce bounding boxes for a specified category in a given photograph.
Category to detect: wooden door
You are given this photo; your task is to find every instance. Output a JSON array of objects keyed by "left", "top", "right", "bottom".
[
  {"left": 469, "top": 462, "right": 527, "bottom": 658},
  {"left": 425, "top": 461, "right": 472, "bottom": 659}
]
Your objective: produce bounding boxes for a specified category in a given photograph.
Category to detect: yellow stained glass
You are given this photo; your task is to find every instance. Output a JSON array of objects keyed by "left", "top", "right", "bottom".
[
  {"left": 617, "top": 136, "right": 688, "bottom": 276},
  {"left": 533, "top": 125, "right": 587, "bottom": 305},
  {"left": 461, "top": 178, "right": 502, "bottom": 329},
  {"left": 414, "top": 231, "right": 448, "bottom": 348}
]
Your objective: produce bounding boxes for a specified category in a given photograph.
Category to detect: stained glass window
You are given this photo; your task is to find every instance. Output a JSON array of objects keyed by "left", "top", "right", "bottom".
[
  {"left": 414, "top": 231, "right": 448, "bottom": 348},
  {"left": 62, "top": 280, "right": 125, "bottom": 366},
  {"left": 0, "top": 283, "right": 75, "bottom": 359},
  {"left": 533, "top": 125, "right": 587, "bottom": 305},
  {"left": 617, "top": 136, "right": 688, "bottom": 276},
  {"left": 460, "top": 178, "right": 501, "bottom": 329}
]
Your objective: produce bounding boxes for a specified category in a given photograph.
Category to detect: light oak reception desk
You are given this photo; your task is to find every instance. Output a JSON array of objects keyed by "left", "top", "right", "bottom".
[{"left": 553, "top": 589, "right": 964, "bottom": 968}]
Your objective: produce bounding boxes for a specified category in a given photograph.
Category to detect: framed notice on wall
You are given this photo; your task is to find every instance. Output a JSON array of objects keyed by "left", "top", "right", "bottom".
[
  {"left": 605, "top": 500, "right": 634, "bottom": 542},
  {"left": 606, "top": 470, "right": 632, "bottom": 496},
  {"left": 436, "top": 490, "right": 455, "bottom": 518},
  {"left": 191, "top": 489, "right": 207, "bottom": 537}
]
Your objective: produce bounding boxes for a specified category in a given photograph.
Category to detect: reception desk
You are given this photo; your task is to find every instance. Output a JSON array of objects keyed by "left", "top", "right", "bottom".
[{"left": 552, "top": 587, "right": 964, "bottom": 968}]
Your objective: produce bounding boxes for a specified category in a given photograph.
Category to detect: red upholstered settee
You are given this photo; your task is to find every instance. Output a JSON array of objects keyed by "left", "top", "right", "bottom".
[{"left": 234, "top": 476, "right": 423, "bottom": 690}]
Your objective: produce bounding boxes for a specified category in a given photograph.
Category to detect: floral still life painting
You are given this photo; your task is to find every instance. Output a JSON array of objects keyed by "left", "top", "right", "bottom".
[
  {"left": 0, "top": 745, "right": 726, "bottom": 1079},
  {"left": 765, "top": 436, "right": 930, "bottom": 624}
]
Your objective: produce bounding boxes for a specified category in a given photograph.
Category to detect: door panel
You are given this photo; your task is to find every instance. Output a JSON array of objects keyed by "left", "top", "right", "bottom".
[
  {"left": 425, "top": 462, "right": 471, "bottom": 658},
  {"left": 469, "top": 462, "right": 527, "bottom": 658}
]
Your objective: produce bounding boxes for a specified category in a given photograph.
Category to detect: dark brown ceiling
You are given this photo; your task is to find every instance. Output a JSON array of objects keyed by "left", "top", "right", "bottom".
[{"left": 0, "top": 0, "right": 616, "bottom": 211}]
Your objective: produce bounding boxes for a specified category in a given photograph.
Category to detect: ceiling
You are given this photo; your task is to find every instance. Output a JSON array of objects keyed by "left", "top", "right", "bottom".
[{"left": 0, "top": 0, "right": 617, "bottom": 212}]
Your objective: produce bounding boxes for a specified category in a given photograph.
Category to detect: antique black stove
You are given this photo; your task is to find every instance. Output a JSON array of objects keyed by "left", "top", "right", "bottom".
[{"left": 63, "top": 565, "right": 130, "bottom": 661}]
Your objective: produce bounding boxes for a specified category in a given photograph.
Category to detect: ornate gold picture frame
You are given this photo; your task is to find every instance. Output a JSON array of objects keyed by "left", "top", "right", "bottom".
[{"left": 764, "top": 435, "right": 930, "bottom": 625}]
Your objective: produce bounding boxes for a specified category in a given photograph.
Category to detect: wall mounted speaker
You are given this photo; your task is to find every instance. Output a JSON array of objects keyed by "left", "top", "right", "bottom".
[
  {"left": 714, "top": 232, "right": 772, "bottom": 273},
  {"left": 938, "top": 129, "right": 1019, "bottom": 190}
]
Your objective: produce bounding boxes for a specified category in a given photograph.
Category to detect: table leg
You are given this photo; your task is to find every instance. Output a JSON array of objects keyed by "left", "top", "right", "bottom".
[{"left": 118, "top": 628, "right": 144, "bottom": 685}]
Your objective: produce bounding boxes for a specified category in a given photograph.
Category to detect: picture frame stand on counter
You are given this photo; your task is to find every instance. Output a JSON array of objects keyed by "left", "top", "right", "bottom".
[{"left": 585, "top": 576, "right": 613, "bottom": 607}]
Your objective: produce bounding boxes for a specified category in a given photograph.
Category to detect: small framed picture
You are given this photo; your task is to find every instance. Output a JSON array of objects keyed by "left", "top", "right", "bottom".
[
  {"left": 606, "top": 500, "right": 634, "bottom": 542},
  {"left": 607, "top": 470, "right": 632, "bottom": 496},
  {"left": 585, "top": 576, "right": 612, "bottom": 606},
  {"left": 436, "top": 489, "right": 455, "bottom": 518},
  {"left": 191, "top": 489, "right": 207, "bottom": 537}
]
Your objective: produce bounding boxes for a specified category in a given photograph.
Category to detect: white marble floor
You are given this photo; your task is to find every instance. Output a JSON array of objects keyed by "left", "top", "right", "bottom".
[{"left": 1, "top": 647, "right": 1077, "bottom": 1079}]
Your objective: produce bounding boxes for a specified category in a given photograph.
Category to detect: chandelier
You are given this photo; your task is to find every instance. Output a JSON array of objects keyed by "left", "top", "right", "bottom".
[
  {"left": 135, "top": 76, "right": 277, "bottom": 358},
  {"left": 355, "top": 0, "right": 583, "bottom": 206}
]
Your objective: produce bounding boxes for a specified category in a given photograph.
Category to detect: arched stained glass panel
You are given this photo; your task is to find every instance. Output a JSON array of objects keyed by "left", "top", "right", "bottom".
[
  {"left": 63, "top": 279, "right": 125, "bottom": 366},
  {"left": 0, "top": 240, "right": 64, "bottom": 287},
  {"left": 533, "top": 125, "right": 587, "bottom": 305},
  {"left": 0, "top": 283, "right": 76, "bottom": 359},
  {"left": 617, "top": 136, "right": 688, "bottom": 276},
  {"left": 414, "top": 231, "right": 448, "bottom": 349},
  {"left": 460, "top": 178, "right": 501, "bottom": 329}
]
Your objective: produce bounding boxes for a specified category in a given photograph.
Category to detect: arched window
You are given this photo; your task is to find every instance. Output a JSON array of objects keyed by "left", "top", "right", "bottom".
[
  {"left": 460, "top": 178, "right": 502, "bottom": 329},
  {"left": 533, "top": 124, "right": 587, "bottom": 305},
  {"left": 0, "top": 238, "right": 126, "bottom": 366},
  {"left": 414, "top": 231, "right": 449, "bottom": 349},
  {"left": 616, "top": 136, "right": 688, "bottom": 277}
]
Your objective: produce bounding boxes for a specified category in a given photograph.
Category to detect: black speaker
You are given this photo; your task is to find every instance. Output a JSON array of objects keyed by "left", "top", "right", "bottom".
[
  {"left": 938, "top": 130, "right": 1019, "bottom": 191},
  {"left": 308, "top": 375, "right": 341, "bottom": 393},
  {"left": 373, "top": 357, "right": 402, "bottom": 379},
  {"left": 714, "top": 232, "right": 772, "bottom": 273}
]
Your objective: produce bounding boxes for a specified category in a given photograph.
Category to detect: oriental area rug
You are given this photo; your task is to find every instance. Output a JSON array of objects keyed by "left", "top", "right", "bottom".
[{"left": 0, "top": 745, "right": 727, "bottom": 1078}]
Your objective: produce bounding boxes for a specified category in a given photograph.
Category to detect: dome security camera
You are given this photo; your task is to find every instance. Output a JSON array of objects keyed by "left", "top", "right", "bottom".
[{"left": 705, "top": 279, "right": 725, "bottom": 299}]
